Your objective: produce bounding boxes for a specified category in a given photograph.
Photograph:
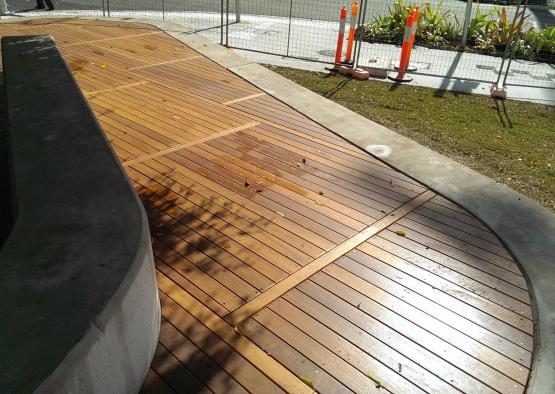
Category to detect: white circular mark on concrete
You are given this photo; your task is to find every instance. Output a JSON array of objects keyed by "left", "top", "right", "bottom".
[{"left": 365, "top": 144, "right": 392, "bottom": 158}]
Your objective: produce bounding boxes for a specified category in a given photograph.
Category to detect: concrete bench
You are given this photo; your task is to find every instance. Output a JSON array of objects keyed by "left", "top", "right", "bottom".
[{"left": 0, "top": 35, "right": 159, "bottom": 393}]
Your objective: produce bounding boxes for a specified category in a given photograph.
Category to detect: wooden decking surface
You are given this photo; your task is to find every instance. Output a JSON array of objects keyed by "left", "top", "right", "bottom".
[{"left": 0, "top": 19, "right": 534, "bottom": 393}]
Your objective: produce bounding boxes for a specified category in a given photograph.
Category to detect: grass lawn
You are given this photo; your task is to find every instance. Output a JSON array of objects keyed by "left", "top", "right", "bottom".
[{"left": 267, "top": 65, "right": 555, "bottom": 212}]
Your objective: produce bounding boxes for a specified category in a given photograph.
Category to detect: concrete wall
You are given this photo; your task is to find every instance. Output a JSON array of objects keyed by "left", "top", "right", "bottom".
[{"left": 0, "top": 35, "right": 160, "bottom": 393}]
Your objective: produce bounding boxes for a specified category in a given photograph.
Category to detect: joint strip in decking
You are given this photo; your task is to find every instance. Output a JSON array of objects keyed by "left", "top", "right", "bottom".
[
  {"left": 62, "top": 31, "right": 163, "bottom": 47},
  {"left": 84, "top": 81, "right": 150, "bottom": 96},
  {"left": 222, "top": 92, "right": 267, "bottom": 106},
  {"left": 156, "top": 271, "right": 314, "bottom": 394},
  {"left": 122, "top": 121, "right": 261, "bottom": 166},
  {"left": 128, "top": 55, "right": 204, "bottom": 70},
  {"left": 225, "top": 189, "right": 437, "bottom": 325}
]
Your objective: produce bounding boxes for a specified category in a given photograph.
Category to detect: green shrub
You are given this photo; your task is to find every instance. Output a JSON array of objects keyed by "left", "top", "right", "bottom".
[
  {"left": 363, "top": 1, "right": 554, "bottom": 63},
  {"left": 363, "top": 0, "right": 414, "bottom": 43}
]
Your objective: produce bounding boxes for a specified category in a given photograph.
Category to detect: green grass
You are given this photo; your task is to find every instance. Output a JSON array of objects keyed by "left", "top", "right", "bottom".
[{"left": 267, "top": 65, "right": 555, "bottom": 212}]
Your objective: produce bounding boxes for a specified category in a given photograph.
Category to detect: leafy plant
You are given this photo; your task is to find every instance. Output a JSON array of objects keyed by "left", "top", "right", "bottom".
[
  {"left": 363, "top": 0, "right": 415, "bottom": 43},
  {"left": 417, "top": 0, "right": 461, "bottom": 47},
  {"left": 362, "top": 0, "right": 554, "bottom": 63},
  {"left": 467, "top": 3, "right": 498, "bottom": 42},
  {"left": 490, "top": 7, "right": 528, "bottom": 46}
]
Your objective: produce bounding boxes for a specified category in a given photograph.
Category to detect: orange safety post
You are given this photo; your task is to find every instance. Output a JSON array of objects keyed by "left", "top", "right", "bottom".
[
  {"left": 334, "top": 5, "right": 347, "bottom": 70},
  {"left": 345, "top": 0, "right": 359, "bottom": 63},
  {"left": 389, "top": 6, "right": 419, "bottom": 82}
]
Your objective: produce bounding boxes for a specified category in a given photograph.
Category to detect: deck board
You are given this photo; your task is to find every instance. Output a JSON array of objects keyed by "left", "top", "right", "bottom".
[{"left": 0, "top": 19, "right": 534, "bottom": 393}]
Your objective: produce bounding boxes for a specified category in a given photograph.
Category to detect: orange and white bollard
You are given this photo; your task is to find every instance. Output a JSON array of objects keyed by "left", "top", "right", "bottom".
[
  {"left": 389, "top": 7, "right": 419, "bottom": 82},
  {"left": 334, "top": 5, "right": 347, "bottom": 70},
  {"left": 345, "top": 0, "right": 359, "bottom": 64}
]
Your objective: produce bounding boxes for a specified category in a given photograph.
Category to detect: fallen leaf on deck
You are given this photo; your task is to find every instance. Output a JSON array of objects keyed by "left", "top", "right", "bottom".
[
  {"left": 299, "top": 376, "right": 313, "bottom": 388},
  {"left": 276, "top": 211, "right": 285, "bottom": 217},
  {"left": 367, "top": 374, "right": 382, "bottom": 389},
  {"left": 234, "top": 323, "right": 243, "bottom": 335},
  {"left": 244, "top": 181, "right": 250, "bottom": 187},
  {"left": 100, "top": 64, "right": 108, "bottom": 69},
  {"left": 395, "top": 230, "right": 406, "bottom": 237}
]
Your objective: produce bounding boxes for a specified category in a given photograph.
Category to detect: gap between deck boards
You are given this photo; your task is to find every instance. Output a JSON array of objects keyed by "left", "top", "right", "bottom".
[
  {"left": 156, "top": 271, "right": 314, "bottom": 393},
  {"left": 225, "top": 190, "right": 437, "bottom": 326}
]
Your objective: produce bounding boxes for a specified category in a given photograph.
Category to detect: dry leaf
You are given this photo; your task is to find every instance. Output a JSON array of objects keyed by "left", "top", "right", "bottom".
[
  {"left": 367, "top": 374, "right": 382, "bottom": 389},
  {"left": 100, "top": 64, "right": 108, "bottom": 69},
  {"left": 234, "top": 323, "right": 243, "bottom": 335},
  {"left": 302, "top": 158, "right": 307, "bottom": 164},
  {"left": 276, "top": 211, "right": 285, "bottom": 217},
  {"left": 299, "top": 376, "right": 313, "bottom": 388},
  {"left": 395, "top": 230, "right": 406, "bottom": 237},
  {"left": 244, "top": 181, "right": 250, "bottom": 187},
  {"left": 318, "top": 191, "right": 324, "bottom": 196}
]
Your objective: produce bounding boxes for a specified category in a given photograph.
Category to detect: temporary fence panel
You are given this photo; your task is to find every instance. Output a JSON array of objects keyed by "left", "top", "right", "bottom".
[{"left": 4, "top": 0, "right": 554, "bottom": 88}]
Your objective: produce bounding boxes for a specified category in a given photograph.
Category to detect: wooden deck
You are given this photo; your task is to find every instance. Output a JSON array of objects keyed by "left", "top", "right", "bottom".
[{"left": 0, "top": 19, "right": 534, "bottom": 393}]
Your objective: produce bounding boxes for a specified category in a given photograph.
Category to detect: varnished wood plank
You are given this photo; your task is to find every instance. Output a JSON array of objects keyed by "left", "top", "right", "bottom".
[
  {"left": 361, "top": 239, "right": 534, "bottom": 336},
  {"left": 222, "top": 92, "right": 267, "bottom": 105},
  {"left": 335, "top": 252, "right": 532, "bottom": 366},
  {"left": 226, "top": 190, "right": 436, "bottom": 325},
  {"left": 123, "top": 122, "right": 260, "bottom": 166},
  {"left": 158, "top": 317, "right": 248, "bottom": 393},
  {"left": 320, "top": 263, "right": 529, "bottom": 384},
  {"left": 157, "top": 272, "right": 314, "bottom": 393},
  {"left": 140, "top": 368, "right": 176, "bottom": 394}
]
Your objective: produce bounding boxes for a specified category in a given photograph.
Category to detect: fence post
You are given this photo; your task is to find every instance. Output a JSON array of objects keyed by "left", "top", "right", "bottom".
[
  {"left": 106, "top": 0, "right": 110, "bottom": 18},
  {"left": 353, "top": 0, "right": 368, "bottom": 70},
  {"left": 226, "top": 0, "right": 230, "bottom": 47},
  {"left": 162, "top": 0, "right": 165, "bottom": 20},
  {"left": 502, "top": 0, "right": 529, "bottom": 87},
  {"left": 235, "top": 0, "right": 240, "bottom": 23},
  {"left": 101, "top": 0, "right": 105, "bottom": 17},
  {"left": 220, "top": 0, "right": 224, "bottom": 45},
  {"left": 286, "top": 0, "right": 293, "bottom": 56},
  {"left": 460, "top": 0, "right": 474, "bottom": 48}
]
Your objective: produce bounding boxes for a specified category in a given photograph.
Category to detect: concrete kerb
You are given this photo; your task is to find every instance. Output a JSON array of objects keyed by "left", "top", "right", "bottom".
[
  {"left": 2, "top": 16, "right": 552, "bottom": 392},
  {"left": 158, "top": 20, "right": 555, "bottom": 393}
]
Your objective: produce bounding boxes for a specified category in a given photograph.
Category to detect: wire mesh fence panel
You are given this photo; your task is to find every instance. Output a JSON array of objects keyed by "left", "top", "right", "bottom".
[
  {"left": 105, "top": 0, "right": 163, "bottom": 20},
  {"left": 356, "top": 0, "right": 554, "bottom": 86},
  {"left": 163, "top": 0, "right": 224, "bottom": 34},
  {"left": 223, "top": 0, "right": 295, "bottom": 57},
  {"left": 3, "top": 0, "right": 553, "bottom": 88},
  {"left": 7, "top": 0, "right": 105, "bottom": 15},
  {"left": 286, "top": 0, "right": 349, "bottom": 62}
]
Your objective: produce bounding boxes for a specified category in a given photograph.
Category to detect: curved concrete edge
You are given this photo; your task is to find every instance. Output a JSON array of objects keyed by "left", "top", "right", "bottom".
[
  {"left": 1, "top": 16, "right": 551, "bottom": 392},
  {"left": 36, "top": 223, "right": 160, "bottom": 394}
]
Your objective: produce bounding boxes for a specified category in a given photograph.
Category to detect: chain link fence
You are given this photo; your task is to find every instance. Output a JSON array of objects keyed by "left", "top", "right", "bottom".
[{"left": 4, "top": 0, "right": 554, "bottom": 88}]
